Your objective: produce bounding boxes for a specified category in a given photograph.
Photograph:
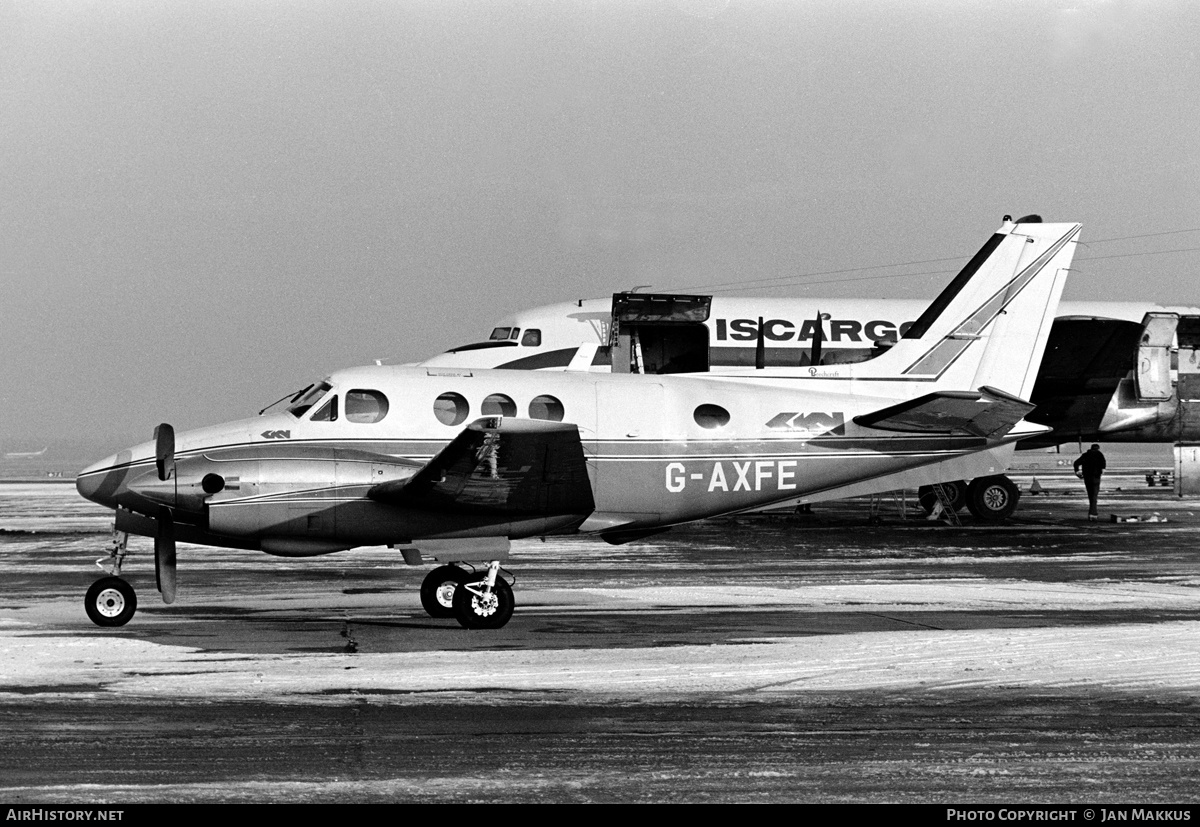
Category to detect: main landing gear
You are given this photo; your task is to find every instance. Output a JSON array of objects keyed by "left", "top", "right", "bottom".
[
  {"left": 420, "top": 565, "right": 473, "bottom": 618},
  {"left": 917, "top": 475, "right": 1021, "bottom": 522},
  {"left": 86, "top": 529, "right": 138, "bottom": 627},
  {"left": 964, "top": 475, "right": 1020, "bottom": 521},
  {"left": 419, "top": 561, "right": 515, "bottom": 629}
]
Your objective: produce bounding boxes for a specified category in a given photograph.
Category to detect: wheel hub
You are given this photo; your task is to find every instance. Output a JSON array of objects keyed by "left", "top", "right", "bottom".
[
  {"left": 436, "top": 582, "right": 457, "bottom": 608},
  {"left": 471, "top": 592, "right": 499, "bottom": 617},
  {"left": 983, "top": 487, "right": 1008, "bottom": 509},
  {"left": 94, "top": 588, "right": 126, "bottom": 618}
]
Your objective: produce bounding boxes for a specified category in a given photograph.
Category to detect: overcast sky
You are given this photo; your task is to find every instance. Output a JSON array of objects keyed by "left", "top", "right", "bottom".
[{"left": 3, "top": 0, "right": 1198, "bottom": 451}]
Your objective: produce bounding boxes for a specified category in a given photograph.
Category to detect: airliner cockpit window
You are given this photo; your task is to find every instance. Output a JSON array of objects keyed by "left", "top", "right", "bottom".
[
  {"left": 287, "top": 382, "right": 331, "bottom": 418},
  {"left": 521, "top": 329, "right": 541, "bottom": 346},
  {"left": 489, "top": 327, "right": 513, "bottom": 341},
  {"left": 346, "top": 390, "right": 389, "bottom": 423}
]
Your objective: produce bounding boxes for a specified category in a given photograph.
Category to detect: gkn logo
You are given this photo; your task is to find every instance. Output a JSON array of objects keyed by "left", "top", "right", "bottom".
[
  {"left": 261, "top": 430, "right": 291, "bottom": 440},
  {"left": 764, "top": 412, "right": 845, "bottom": 436}
]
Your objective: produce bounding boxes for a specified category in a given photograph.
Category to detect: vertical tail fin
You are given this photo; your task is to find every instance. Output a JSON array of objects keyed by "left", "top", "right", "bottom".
[{"left": 840, "top": 217, "right": 1081, "bottom": 398}]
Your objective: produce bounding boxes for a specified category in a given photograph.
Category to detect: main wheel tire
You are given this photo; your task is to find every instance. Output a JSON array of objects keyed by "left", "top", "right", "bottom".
[
  {"left": 965, "top": 475, "right": 1020, "bottom": 522},
  {"left": 452, "top": 577, "right": 515, "bottom": 630},
  {"left": 420, "top": 565, "right": 472, "bottom": 619},
  {"left": 85, "top": 576, "right": 137, "bottom": 627},
  {"left": 917, "top": 480, "right": 967, "bottom": 515}
]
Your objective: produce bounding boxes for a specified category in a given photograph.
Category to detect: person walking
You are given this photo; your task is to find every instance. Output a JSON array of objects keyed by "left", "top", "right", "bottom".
[{"left": 1073, "top": 443, "right": 1107, "bottom": 521}]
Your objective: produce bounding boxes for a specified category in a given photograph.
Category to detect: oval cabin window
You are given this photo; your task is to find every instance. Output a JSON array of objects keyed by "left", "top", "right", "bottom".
[
  {"left": 528, "top": 394, "right": 564, "bottom": 421},
  {"left": 693, "top": 404, "right": 730, "bottom": 429},
  {"left": 481, "top": 394, "right": 517, "bottom": 417},
  {"left": 434, "top": 392, "right": 469, "bottom": 426}
]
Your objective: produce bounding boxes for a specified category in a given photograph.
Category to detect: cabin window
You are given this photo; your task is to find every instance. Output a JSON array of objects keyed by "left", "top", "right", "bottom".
[
  {"left": 311, "top": 395, "right": 338, "bottom": 422},
  {"left": 521, "top": 329, "right": 542, "bottom": 347},
  {"left": 434, "top": 392, "right": 469, "bottom": 426},
  {"left": 288, "top": 382, "right": 331, "bottom": 418},
  {"left": 529, "top": 394, "right": 564, "bottom": 421},
  {"left": 346, "top": 389, "right": 389, "bottom": 423},
  {"left": 693, "top": 404, "right": 730, "bottom": 429},
  {"left": 481, "top": 393, "right": 517, "bottom": 417}
]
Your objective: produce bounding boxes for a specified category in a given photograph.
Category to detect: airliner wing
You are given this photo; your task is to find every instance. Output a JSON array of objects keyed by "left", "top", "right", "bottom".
[
  {"left": 853, "top": 385, "right": 1037, "bottom": 439},
  {"left": 368, "top": 418, "right": 595, "bottom": 515}
]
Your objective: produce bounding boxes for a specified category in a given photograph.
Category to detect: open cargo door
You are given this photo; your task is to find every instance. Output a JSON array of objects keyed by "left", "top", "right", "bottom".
[
  {"left": 1135, "top": 312, "right": 1178, "bottom": 402},
  {"left": 609, "top": 293, "right": 712, "bottom": 375}
]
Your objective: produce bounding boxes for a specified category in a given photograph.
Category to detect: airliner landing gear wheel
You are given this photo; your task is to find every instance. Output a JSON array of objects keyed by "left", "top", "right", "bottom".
[
  {"left": 966, "top": 475, "right": 1020, "bottom": 522},
  {"left": 917, "top": 480, "right": 967, "bottom": 515},
  {"left": 420, "top": 565, "right": 472, "bottom": 619},
  {"left": 452, "top": 578, "right": 515, "bottom": 630},
  {"left": 85, "top": 576, "right": 137, "bottom": 627}
]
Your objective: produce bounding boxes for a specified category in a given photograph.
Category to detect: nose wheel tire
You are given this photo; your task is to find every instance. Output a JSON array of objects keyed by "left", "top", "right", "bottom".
[
  {"left": 453, "top": 577, "right": 515, "bottom": 630},
  {"left": 85, "top": 576, "right": 138, "bottom": 627},
  {"left": 420, "top": 565, "right": 473, "bottom": 619}
]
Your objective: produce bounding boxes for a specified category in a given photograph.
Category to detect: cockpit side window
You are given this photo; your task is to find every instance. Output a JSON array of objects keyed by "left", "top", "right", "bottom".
[
  {"left": 346, "top": 390, "right": 389, "bottom": 423},
  {"left": 521, "top": 329, "right": 541, "bottom": 346},
  {"left": 311, "top": 395, "right": 338, "bottom": 422},
  {"left": 288, "top": 382, "right": 331, "bottom": 418}
]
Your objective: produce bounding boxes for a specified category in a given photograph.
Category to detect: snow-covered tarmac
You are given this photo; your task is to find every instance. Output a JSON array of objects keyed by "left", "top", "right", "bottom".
[{"left": 2, "top": 477, "right": 1199, "bottom": 802}]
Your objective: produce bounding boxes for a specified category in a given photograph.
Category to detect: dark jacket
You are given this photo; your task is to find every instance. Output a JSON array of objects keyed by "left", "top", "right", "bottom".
[{"left": 1074, "top": 449, "right": 1107, "bottom": 478}]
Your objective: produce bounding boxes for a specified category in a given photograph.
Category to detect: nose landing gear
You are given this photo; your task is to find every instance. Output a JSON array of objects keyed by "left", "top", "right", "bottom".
[{"left": 86, "top": 528, "right": 138, "bottom": 627}]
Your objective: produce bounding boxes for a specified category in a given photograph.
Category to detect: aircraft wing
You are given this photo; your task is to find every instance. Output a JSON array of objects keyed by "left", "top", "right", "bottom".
[
  {"left": 853, "top": 385, "right": 1037, "bottom": 439},
  {"left": 368, "top": 417, "right": 595, "bottom": 515}
]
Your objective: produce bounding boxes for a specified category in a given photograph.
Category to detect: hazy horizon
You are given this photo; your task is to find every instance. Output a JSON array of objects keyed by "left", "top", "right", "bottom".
[{"left": 4, "top": 0, "right": 1198, "bottom": 449}]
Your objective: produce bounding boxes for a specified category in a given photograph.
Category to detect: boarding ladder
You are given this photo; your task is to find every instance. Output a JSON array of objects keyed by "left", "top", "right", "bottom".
[{"left": 927, "top": 481, "right": 962, "bottom": 526}]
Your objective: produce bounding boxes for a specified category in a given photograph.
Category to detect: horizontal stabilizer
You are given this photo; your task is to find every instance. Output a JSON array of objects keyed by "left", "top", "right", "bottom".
[
  {"left": 853, "top": 385, "right": 1036, "bottom": 439},
  {"left": 368, "top": 417, "right": 595, "bottom": 516}
]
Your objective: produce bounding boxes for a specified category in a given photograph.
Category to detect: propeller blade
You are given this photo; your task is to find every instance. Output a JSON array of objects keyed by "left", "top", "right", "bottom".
[
  {"left": 755, "top": 316, "right": 765, "bottom": 370},
  {"left": 155, "top": 506, "right": 177, "bottom": 604},
  {"left": 810, "top": 310, "right": 824, "bottom": 367},
  {"left": 154, "top": 423, "right": 175, "bottom": 482}
]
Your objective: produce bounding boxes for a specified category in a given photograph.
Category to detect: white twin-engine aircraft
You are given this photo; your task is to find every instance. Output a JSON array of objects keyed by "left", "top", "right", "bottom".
[{"left": 76, "top": 217, "right": 1081, "bottom": 629}]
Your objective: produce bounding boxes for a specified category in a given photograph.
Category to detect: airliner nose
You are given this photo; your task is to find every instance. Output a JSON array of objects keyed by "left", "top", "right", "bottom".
[{"left": 75, "top": 450, "right": 133, "bottom": 507}]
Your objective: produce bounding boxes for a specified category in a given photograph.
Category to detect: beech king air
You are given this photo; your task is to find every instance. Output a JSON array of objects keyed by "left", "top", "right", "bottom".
[
  {"left": 76, "top": 217, "right": 1080, "bottom": 629},
  {"left": 422, "top": 232, "right": 1200, "bottom": 519}
]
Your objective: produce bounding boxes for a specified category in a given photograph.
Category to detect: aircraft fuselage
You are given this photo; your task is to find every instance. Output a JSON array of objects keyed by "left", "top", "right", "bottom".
[{"left": 77, "top": 366, "right": 1017, "bottom": 554}]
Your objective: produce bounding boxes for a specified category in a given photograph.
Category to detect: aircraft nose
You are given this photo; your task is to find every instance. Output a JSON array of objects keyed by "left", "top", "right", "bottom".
[{"left": 75, "top": 450, "right": 133, "bottom": 507}]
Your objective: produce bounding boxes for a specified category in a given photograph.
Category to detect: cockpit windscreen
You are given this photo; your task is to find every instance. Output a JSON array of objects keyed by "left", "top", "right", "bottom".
[{"left": 287, "top": 382, "right": 332, "bottom": 417}]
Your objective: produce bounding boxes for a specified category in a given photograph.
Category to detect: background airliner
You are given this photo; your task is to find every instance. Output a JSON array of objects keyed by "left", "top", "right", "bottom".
[{"left": 419, "top": 286, "right": 1200, "bottom": 518}]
